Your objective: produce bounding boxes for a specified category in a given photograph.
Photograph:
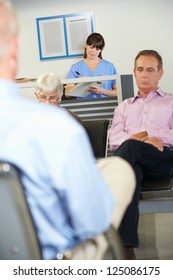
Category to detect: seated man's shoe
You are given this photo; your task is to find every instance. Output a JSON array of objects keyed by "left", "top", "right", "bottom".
[{"left": 124, "top": 247, "right": 136, "bottom": 260}]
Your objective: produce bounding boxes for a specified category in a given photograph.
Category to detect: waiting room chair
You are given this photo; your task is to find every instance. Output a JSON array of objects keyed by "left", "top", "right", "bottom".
[
  {"left": 103, "top": 225, "right": 125, "bottom": 259},
  {"left": 103, "top": 121, "right": 173, "bottom": 214},
  {"left": 140, "top": 177, "right": 173, "bottom": 213},
  {"left": 83, "top": 119, "right": 109, "bottom": 158},
  {"left": 0, "top": 161, "right": 125, "bottom": 260},
  {"left": 0, "top": 162, "right": 42, "bottom": 260}
]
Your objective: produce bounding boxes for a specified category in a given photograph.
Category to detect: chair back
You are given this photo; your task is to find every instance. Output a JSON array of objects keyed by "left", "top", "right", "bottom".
[
  {"left": 141, "top": 177, "right": 173, "bottom": 192},
  {"left": 83, "top": 119, "right": 109, "bottom": 158},
  {"left": 0, "top": 162, "right": 42, "bottom": 259}
]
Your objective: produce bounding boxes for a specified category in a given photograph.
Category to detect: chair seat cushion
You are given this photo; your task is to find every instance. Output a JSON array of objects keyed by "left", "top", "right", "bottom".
[{"left": 141, "top": 177, "right": 173, "bottom": 192}]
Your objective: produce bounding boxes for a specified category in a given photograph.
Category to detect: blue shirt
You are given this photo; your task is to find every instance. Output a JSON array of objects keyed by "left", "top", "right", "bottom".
[
  {"left": 0, "top": 79, "right": 114, "bottom": 260},
  {"left": 66, "top": 59, "right": 117, "bottom": 99}
]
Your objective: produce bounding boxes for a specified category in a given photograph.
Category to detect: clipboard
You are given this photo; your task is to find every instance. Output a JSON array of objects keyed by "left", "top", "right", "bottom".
[
  {"left": 63, "top": 75, "right": 117, "bottom": 98},
  {"left": 67, "top": 81, "right": 104, "bottom": 97}
]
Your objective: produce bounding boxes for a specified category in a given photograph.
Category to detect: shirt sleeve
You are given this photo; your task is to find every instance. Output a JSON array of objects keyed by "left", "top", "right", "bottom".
[
  {"left": 66, "top": 64, "right": 78, "bottom": 79},
  {"left": 42, "top": 116, "right": 115, "bottom": 241},
  {"left": 147, "top": 126, "right": 173, "bottom": 147},
  {"left": 62, "top": 128, "right": 115, "bottom": 240},
  {"left": 108, "top": 102, "right": 130, "bottom": 150},
  {"left": 112, "top": 63, "right": 118, "bottom": 87}
]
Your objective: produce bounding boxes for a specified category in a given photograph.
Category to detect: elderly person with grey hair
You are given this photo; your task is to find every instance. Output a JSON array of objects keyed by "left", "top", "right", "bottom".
[
  {"left": 35, "top": 72, "right": 82, "bottom": 124},
  {"left": 35, "top": 73, "right": 63, "bottom": 105}
]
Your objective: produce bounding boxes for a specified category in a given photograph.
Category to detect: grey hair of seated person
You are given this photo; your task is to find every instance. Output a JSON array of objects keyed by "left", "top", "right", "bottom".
[{"left": 35, "top": 73, "right": 63, "bottom": 100}]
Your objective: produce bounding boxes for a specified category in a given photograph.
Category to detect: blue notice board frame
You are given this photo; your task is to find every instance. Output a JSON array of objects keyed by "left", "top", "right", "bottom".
[{"left": 36, "top": 12, "right": 95, "bottom": 61}]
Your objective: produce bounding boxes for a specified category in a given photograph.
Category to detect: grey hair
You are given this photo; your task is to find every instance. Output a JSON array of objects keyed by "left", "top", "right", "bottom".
[
  {"left": 134, "top": 50, "right": 163, "bottom": 70},
  {"left": 0, "top": 0, "right": 19, "bottom": 59},
  {"left": 35, "top": 73, "right": 63, "bottom": 99}
]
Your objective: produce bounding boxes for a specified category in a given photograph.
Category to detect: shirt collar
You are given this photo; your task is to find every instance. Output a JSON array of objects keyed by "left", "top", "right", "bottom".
[{"left": 131, "top": 88, "right": 164, "bottom": 103}]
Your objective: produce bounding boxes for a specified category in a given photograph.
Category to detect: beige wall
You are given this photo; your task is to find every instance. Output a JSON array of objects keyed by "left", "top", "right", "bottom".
[{"left": 13, "top": 0, "right": 173, "bottom": 94}]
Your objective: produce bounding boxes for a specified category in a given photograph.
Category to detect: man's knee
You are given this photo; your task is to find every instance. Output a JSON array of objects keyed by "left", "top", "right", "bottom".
[{"left": 97, "top": 157, "right": 136, "bottom": 228}]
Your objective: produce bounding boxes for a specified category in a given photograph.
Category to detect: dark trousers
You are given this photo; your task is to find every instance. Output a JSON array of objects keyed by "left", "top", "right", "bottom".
[{"left": 113, "top": 139, "right": 173, "bottom": 247}]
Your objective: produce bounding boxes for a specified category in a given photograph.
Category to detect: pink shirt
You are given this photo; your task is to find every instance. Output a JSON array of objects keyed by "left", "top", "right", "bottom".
[{"left": 108, "top": 88, "right": 173, "bottom": 150}]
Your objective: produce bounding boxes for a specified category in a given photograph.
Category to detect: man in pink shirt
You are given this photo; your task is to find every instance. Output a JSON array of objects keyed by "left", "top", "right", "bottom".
[{"left": 108, "top": 50, "right": 173, "bottom": 259}]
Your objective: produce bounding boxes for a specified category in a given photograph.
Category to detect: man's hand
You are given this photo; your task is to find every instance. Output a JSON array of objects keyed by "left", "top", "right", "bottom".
[
  {"left": 129, "top": 131, "right": 148, "bottom": 141},
  {"left": 144, "top": 137, "right": 164, "bottom": 152},
  {"left": 129, "top": 132, "right": 164, "bottom": 151}
]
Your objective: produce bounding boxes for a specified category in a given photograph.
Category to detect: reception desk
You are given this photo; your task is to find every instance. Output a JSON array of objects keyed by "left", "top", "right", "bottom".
[
  {"left": 61, "top": 74, "right": 134, "bottom": 121},
  {"left": 16, "top": 74, "right": 134, "bottom": 122}
]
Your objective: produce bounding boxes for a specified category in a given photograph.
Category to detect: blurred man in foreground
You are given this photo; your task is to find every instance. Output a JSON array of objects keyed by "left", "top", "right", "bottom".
[{"left": 0, "top": 0, "right": 135, "bottom": 260}]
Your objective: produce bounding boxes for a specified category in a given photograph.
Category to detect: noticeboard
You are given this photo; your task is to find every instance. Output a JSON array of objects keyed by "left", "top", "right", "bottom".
[{"left": 36, "top": 12, "right": 95, "bottom": 61}]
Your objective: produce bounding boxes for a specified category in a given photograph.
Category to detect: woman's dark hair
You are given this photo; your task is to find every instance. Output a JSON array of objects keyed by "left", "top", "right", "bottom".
[
  {"left": 84, "top": 32, "right": 105, "bottom": 59},
  {"left": 134, "top": 50, "right": 163, "bottom": 70}
]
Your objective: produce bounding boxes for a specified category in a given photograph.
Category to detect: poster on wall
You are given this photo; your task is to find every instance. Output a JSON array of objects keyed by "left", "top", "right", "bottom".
[{"left": 36, "top": 12, "right": 95, "bottom": 61}]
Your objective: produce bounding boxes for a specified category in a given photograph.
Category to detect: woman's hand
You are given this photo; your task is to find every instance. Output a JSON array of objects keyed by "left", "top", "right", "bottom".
[
  {"left": 65, "top": 83, "right": 81, "bottom": 96},
  {"left": 88, "top": 86, "right": 102, "bottom": 94},
  {"left": 88, "top": 84, "right": 117, "bottom": 97}
]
